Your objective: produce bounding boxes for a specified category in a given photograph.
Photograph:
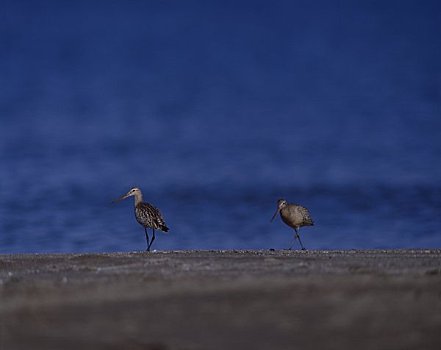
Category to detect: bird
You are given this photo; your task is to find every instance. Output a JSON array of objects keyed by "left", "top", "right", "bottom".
[
  {"left": 113, "top": 187, "right": 169, "bottom": 251},
  {"left": 270, "top": 198, "right": 314, "bottom": 250}
]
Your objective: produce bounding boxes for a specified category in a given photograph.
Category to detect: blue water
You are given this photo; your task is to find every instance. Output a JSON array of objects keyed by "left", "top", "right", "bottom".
[{"left": 1, "top": 0, "right": 440, "bottom": 253}]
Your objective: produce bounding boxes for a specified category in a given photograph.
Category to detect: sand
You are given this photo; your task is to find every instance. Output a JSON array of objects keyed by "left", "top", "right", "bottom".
[{"left": 1, "top": 249, "right": 441, "bottom": 350}]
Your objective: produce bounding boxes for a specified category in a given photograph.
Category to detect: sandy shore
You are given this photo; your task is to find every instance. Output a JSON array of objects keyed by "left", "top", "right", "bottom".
[{"left": 1, "top": 249, "right": 441, "bottom": 350}]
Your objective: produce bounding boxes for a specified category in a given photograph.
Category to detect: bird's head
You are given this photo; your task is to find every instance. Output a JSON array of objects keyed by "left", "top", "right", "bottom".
[
  {"left": 113, "top": 187, "right": 142, "bottom": 203},
  {"left": 277, "top": 199, "right": 288, "bottom": 209},
  {"left": 271, "top": 198, "right": 288, "bottom": 222}
]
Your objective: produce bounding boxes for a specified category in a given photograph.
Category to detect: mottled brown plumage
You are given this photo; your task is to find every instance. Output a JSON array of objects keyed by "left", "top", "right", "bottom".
[
  {"left": 271, "top": 198, "right": 314, "bottom": 250},
  {"left": 135, "top": 202, "right": 168, "bottom": 232},
  {"left": 114, "top": 187, "right": 169, "bottom": 251}
]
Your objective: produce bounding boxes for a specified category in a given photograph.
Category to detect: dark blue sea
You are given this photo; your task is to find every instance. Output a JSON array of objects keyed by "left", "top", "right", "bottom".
[{"left": 1, "top": 0, "right": 440, "bottom": 253}]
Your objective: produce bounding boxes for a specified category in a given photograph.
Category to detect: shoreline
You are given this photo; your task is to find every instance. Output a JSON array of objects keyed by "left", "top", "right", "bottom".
[{"left": 1, "top": 249, "right": 441, "bottom": 349}]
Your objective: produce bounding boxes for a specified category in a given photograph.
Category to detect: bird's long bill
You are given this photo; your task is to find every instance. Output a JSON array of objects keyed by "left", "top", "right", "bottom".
[
  {"left": 270, "top": 208, "right": 280, "bottom": 222},
  {"left": 112, "top": 193, "right": 128, "bottom": 203}
]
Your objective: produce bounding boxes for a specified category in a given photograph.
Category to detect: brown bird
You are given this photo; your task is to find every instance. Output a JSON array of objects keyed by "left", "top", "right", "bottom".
[
  {"left": 114, "top": 187, "right": 169, "bottom": 251},
  {"left": 270, "top": 198, "right": 314, "bottom": 250}
]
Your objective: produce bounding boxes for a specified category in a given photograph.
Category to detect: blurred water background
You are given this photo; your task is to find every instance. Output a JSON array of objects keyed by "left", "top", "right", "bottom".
[{"left": 0, "top": 0, "right": 440, "bottom": 253}]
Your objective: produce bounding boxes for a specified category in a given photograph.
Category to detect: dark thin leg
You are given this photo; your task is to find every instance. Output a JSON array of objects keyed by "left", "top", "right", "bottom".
[
  {"left": 144, "top": 227, "right": 150, "bottom": 251},
  {"left": 295, "top": 228, "right": 306, "bottom": 251},
  {"left": 147, "top": 229, "right": 156, "bottom": 252}
]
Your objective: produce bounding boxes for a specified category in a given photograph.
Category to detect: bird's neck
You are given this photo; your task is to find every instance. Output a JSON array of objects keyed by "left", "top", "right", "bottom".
[{"left": 133, "top": 193, "right": 143, "bottom": 206}]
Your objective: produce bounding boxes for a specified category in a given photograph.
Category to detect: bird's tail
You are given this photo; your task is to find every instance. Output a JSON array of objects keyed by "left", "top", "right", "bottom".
[{"left": 161, "top": 224, "right": 169, "bottom": 233}]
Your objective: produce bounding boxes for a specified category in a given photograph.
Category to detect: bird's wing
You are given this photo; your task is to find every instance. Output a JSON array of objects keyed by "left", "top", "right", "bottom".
[
  {"left": 299, "top": 206, "right": 314, "bottom": 225},
  {"left": 145, "top": 203, "right": 169, "bottom": 231}
]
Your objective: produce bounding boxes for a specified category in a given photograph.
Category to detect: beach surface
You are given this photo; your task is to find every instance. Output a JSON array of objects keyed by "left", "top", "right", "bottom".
[{"left": 1, "top": 250, "right": 441, "bottom": 350}]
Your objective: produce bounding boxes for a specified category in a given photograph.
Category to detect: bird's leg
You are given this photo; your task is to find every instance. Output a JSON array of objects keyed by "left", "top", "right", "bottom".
[
  {"left": 144, "top": 227, "right": 150, "bottom": 251},
  {"left": 147, "top": 229, "right": 156, "bottom": 252},
  {"left": 294, "top": 228, "right": 306, "bottom": 251}
]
